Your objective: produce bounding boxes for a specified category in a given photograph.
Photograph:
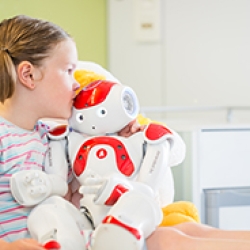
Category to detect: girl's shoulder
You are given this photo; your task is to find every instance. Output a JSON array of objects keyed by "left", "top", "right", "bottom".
[
  {"left": 0, "top": 117, "right": 49, "bottom": 142},
  {"left": 0, "top": 116, "right": 16, "bottom": 135}
]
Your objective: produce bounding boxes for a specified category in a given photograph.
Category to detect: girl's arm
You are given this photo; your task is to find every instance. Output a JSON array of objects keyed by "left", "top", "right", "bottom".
[{"left": 0, "top": 238, "right": 45, "bottom": 250}]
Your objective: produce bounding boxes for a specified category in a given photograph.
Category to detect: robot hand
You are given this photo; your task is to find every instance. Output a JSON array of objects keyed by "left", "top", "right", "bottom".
[
  {"left": 10, "top": 170, "right": 68, "bottom": 206},
  {"left": 79, "top": 174, "right": 133, "bottom": 206}
]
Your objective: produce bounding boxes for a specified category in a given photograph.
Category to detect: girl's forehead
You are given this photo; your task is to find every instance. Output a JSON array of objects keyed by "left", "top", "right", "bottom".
[{"left": 44, "top": 39, "right": 78, "bottom": 66}]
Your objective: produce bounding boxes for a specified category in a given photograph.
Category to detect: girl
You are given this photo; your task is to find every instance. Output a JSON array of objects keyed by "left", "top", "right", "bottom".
[{"left": 0, "top": 14, "right": 79, "bottom": 248}]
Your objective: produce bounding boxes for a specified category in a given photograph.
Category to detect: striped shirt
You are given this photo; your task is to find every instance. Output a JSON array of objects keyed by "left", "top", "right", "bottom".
[{"left": 0, "top": 117, "right": 49, "bottom": 242}]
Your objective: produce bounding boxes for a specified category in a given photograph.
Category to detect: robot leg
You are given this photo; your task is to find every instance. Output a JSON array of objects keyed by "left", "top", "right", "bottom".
[
  {"left": 27, "top": 196, "right": 89, "bottom": 250},
  {"left": 91, "top": 189, "right": 162, "bottom": 250}
]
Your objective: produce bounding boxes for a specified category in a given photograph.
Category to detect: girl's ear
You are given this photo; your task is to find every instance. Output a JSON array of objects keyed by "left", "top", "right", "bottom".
[{"left": 17, "top": 61, "right": 42, "bottom": 89}]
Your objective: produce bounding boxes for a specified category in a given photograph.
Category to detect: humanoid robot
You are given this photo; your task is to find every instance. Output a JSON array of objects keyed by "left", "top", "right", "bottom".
[
  {"left": 67, "top": 79, "right": 184, "bottom": 215},
  {"left": 10, "top": 78, "right": 186, "bottom": 250}
]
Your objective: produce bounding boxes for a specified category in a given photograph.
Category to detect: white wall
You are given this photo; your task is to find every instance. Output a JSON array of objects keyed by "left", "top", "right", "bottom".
[
  {"left": 107, "top": 0, "right": 250, "bottom": 124},
  {"left": 107, "top": 0, "right": 163, "bottom": 107}
]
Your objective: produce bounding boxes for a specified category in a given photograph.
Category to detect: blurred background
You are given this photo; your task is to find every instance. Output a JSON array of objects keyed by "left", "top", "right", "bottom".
[
  {"left": 0, "top": 0, "right": 107, "bottom": 66},
  {"left": 2, "top": 0, "right": 250, "bottom": 229}
]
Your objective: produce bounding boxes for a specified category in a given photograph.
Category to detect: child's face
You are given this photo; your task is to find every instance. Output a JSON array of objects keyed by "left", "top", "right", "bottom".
[{"left": 35, "top": 39, "right": 79, "bottom": 120}]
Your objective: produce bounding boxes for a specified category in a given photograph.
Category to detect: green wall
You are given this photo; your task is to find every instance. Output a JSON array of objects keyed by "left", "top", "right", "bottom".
[{"left": 0, "top": 0, "right": 107, "bottom": 67}]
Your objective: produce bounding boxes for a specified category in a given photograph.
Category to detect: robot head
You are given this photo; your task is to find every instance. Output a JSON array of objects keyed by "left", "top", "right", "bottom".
[{"left": 69, "top": 80, "right": 140, "bottom": 135}]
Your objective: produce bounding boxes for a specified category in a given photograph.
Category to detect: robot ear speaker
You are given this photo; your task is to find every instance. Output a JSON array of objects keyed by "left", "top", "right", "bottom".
[{"left": 121, "top": 87, "right": 140, "bottom": 118}]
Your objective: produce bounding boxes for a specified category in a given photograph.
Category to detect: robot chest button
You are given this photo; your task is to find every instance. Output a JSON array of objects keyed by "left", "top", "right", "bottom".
[{"left": 96, "top": 148, "right": 108, "bottom": 159}]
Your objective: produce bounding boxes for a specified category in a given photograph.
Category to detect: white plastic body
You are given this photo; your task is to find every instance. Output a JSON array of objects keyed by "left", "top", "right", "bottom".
[
  {"left": 10, "top": 170, "right": 68, "bottom": 206},
  {"left": 45, "top": 138, "right": 69, "bottom": 181}
]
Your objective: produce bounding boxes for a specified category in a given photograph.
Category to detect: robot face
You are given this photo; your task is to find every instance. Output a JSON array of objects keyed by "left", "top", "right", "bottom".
[
  {"left": 69, "top": 80, "right": 140, "bottom": 135},
  {"left": 73, "top": 108, "right": 108, "bottom": 124}
]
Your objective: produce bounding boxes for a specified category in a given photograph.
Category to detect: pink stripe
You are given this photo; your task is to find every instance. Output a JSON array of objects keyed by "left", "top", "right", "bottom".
[
  {"left": 0, "top": 124, "right": 48, "bottom": 139},
  {"left": 1, "top": 174, "right": 12, "bottom": 177},
  {"left": 0, "top": 138, "right": 46, "bottom": 153},
  {"left": 0, "top": 131, "right": 37, "bottom": 139},
  {"left": 0, "top": 184, "right": 9, "bottom": 188},
  {"left": 0, "top": 123, "right": 18, "bottom": 128},
  {"left": 41, "top": 132, "right": 48, "bottom": 139},
  {"left": 6, "top": 161, "right": 43, "bottom": 169},
  {"left": 0, "top": 227, "right": 28, "bottom": 238},
  {"left": 0, "top": 206, "right": 25, "bottom": 214},
  {"left": 1, "top": 216, "right": 27, "bottom": 225},
  {"left": 0, "top": 150, "right": 46, "bottom": 164}
]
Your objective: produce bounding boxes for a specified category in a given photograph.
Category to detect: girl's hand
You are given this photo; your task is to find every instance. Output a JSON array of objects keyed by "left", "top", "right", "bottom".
[
  {"left": 118, "top": 119, "right": 146, "bottom": 137},
  {"left": 2, "top": 238, "right": 45, "bottom": 250}
]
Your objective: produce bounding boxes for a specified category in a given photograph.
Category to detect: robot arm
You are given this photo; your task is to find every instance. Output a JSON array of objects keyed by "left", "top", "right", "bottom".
[
  {"left": 79, "top": 174, "right": 153, "bottom": 206},
  {"left": 137, "top": 114, "right": 186, "bottom": 167},
  {"left": 136, "top": 123, "right": 173, "bottom": 190},
  {"left": 168, "top": 129, "right": 186, "bottom": 167},
  {"left": 79, "top": 174, "right": 132, "bottom": 206},
  {"left": 45, "top": 124, "right": 70, "bottom": 180},
  {"left": 10, "top": 125, "right": 70, "bottom": 206},
  {"left": 136, "top": 123, "right": 186, "bottom": 206}
]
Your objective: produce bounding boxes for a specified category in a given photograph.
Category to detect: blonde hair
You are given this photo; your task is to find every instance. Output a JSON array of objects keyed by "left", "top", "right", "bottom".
[{"left": 0, "top": 15, "right": 70, "bottom": 103}]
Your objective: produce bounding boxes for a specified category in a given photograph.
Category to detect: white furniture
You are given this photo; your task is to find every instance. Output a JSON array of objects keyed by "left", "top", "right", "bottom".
[{"left": 191, "top": 126, "right": 250, "bottom": 229}]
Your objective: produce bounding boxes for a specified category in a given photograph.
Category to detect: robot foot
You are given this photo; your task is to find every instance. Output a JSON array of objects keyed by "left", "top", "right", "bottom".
[
  {"left": 40, "top": 228, "right": 61, "bottom": 249},
  {"left": 91, "top": 223, "right": 143, "bottom": 250},
  {"left": 43, "top": 240, "right": 61, "bottom": 250}
]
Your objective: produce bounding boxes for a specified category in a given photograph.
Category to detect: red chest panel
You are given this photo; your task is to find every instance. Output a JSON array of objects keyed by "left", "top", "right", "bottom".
[{"left": 73, "top": 137, "right": 135, "bottom": 177}]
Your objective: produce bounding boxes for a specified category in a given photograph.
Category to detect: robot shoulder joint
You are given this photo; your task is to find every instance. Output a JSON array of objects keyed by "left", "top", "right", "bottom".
[
  {"left": 47, "top": 124, "right": 70, "bottom": 140},
  {"left": 143, "top": 123, "right": 174, "bottom": 145}
]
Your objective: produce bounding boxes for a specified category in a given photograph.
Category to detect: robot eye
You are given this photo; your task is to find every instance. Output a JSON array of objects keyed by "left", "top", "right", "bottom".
[
  {"left": 76, "top": 113, "right": 84, "bottom": 123},
  {"left": 96, "top": 107, "right": 107, "bottom": 118}
]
